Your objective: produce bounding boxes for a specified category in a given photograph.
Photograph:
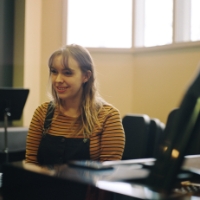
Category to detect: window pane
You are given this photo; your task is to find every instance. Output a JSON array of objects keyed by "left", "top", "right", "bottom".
[
  {"left": 191, "top": 0, "right": 200, "bottom": 41},
  {"left": 144, "top": 0, "right": 173, "bottom": 47},
  {"left": 67, "top": 0, "right": 132, "bottom": 48}
]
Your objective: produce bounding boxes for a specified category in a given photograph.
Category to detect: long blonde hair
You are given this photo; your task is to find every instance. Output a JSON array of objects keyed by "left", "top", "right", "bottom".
[{"left": 48, "top": 44, "right": 105, "bottom": 138}]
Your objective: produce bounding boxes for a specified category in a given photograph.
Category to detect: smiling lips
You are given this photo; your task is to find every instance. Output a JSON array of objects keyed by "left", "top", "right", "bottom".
[{"left": 56, "top": 86, "right": 67, "bottom": 93}]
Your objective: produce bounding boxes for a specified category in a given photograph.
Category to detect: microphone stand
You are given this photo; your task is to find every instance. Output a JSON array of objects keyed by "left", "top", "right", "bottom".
[{"left": 4, "top": 108, "right": 11, "bottom": 163}]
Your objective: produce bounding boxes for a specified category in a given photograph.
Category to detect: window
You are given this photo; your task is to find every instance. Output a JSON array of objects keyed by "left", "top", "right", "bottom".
[
  {"left": 191, "top": 0, "right": 200, "bottom": 41},
  {"left": 65, "top": 0, "right": 200, "bottom": 51},
  {"left": 67, "top": 0, "right": 132, "bottom": 48},
  {"left": 174, "top": 0, "right": 200, "bottom": 43},
  {"left": 135, "top": 0, "right": 173, "bottom": 47},
  {"left": 145, "top": 0, "right": 173, "bottom": 47}
]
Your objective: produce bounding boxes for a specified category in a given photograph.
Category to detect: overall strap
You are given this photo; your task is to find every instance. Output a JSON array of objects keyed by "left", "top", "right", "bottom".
[{"left": 42, "top": 101, "right": 55, "bottom": 136}]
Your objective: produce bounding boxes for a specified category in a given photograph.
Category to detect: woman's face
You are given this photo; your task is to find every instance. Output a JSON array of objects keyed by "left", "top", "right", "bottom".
[{"left": 50, "top": 55, "right": 88, "bottom": 102}]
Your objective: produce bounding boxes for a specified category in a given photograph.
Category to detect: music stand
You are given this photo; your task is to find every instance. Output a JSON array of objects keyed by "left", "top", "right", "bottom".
[{"left": 0, "top": 88, "right": 29, "bottom": 163}]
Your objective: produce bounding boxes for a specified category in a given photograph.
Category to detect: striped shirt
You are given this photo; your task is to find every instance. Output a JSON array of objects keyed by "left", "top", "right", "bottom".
[{"left": 25, "top": 102, "right": 125, "bottom": 164}]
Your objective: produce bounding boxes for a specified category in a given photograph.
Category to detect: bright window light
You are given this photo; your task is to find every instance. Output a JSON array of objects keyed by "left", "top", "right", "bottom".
[
  {"left": 67, "top": 0, "right": 132, "bottom": 48},
  {"left": 144, "top": 0, "right": 173, "bottom": 47},
  {"left": 191, "top": 0, "right": 200, "bottom": 41}
]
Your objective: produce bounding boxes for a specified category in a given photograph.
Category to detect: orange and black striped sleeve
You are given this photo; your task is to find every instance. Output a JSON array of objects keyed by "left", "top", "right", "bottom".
[
  {"left": 25, "top": 102, "right": 48, "bottom": 164},
  {"left": 90, "top": 105, "right": 125, "bottom": 161}
]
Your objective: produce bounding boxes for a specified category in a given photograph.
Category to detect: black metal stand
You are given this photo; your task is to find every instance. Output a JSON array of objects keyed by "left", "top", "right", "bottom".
[
  {"left": 0, "top": 87, "right": 29, "bottom": 164},
  {"left": 3, "top": 109, "right": 11, "bottom": 163}
]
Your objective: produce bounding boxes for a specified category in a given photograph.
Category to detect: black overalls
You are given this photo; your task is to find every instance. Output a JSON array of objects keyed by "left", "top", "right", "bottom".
[
  {"left": 37, "top": 102, "right": 90, "bottom": 200},
  {"left": 37, "top": 135, "right": 90, "bottom": 165}
]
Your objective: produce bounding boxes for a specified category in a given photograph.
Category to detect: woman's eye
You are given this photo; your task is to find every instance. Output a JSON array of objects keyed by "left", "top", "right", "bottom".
[
  {"left": 50, "top": 69, "right": 57, "bottom": 74},
  {"left": 64, "top": 70, "right": 72, "bottom": 75}
]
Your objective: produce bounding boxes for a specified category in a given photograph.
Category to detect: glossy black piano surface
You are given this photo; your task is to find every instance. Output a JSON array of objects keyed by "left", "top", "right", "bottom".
[{"left": 1, "top": 156, "right": 200, "bottom": 200}]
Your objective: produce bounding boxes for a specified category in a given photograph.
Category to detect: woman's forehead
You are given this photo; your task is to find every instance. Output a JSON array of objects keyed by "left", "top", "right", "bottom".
[
  {"left": 52, "top": 55, "right": 80, "bottom": 70},
  {"left": 68, "top": 56, "right": 79, "bottom": 65},
  {"left": 51, "top": 55, "right": 65, "bottom": 66}
]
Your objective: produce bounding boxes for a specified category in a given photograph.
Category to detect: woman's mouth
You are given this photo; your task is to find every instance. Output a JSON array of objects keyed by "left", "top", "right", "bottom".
[{"left": 56, "top": 86, "right": 67, "bottom": 93}]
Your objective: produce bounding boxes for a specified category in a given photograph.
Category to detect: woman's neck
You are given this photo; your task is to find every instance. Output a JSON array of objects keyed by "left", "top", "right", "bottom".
[{"left": 60, "top": 99, "right": 81, "bottom": 118}]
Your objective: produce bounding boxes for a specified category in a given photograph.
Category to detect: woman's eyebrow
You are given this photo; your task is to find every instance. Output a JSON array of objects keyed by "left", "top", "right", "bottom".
[{"left": 63, "top": 67, "right": 74, "bottom": 71}]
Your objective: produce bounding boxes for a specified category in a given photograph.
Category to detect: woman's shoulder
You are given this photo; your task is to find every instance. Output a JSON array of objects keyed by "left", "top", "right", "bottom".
[
  {"left": 34, "top": 101, "right": 52, "bottom": 115},
  {"left": 30, "top": 102, "right": 53, "bottom": 124},
  {"left": 37, "top": 101, "right": 50, "bottom": 109},
  {"left": 99, "top": 103, "right": 120, "bottom": 116}
]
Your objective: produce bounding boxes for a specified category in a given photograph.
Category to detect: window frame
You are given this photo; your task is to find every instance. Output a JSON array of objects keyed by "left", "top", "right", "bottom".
[{"left": 62, "top": 0, "right": 200, "bottom": 53}]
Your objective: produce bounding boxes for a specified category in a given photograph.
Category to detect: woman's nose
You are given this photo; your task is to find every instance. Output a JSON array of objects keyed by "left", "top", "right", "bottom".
[{"left": 56, "top": 74, "right": 64, "bottom": 82}]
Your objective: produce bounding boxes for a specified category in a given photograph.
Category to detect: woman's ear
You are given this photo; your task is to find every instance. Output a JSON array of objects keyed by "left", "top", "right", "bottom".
[{"left": 83, "top": 70, "right": 92, "bottom": 83}]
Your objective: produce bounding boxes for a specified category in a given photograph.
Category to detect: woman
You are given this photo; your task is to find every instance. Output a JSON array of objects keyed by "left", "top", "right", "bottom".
[{"left": 25, "top": 44, "right": 125, "bottom": 199}]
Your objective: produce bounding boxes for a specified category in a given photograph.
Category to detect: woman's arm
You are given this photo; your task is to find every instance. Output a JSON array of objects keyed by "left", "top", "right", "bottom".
[
  {"left": 25, "top": 103, "right": 48, "bottom": 164},
  {"left": 99, "top": 107, "right": 125, "bottom": 161}
]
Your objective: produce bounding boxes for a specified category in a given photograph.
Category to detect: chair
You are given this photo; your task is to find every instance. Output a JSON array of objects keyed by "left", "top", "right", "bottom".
[
  {"left": 146, "top": 118, "right": 165, "bottom": 158},
  {"left": 122, "top": 114, "right": 151, "bottom": 160},
  {"left": 115, "top": 114, "right": 163, "bottom": 200}
]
